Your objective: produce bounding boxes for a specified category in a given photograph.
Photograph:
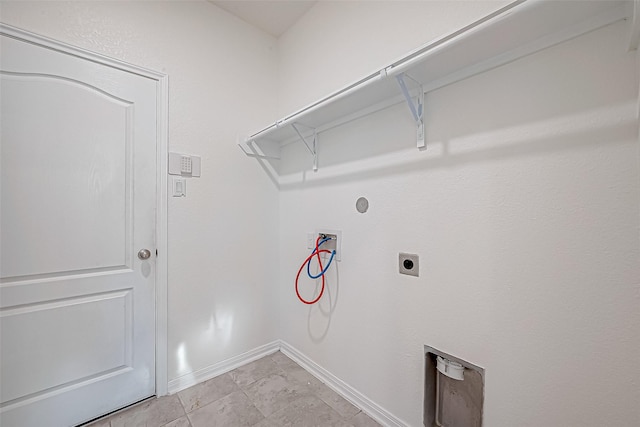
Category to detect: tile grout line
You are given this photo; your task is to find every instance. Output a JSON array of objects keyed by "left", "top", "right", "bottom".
[
  {"left": 88, "top": 352, "right": 379, "bottom": 427},
  {"left": 243, "top": 352, "right": 359, "bottom": 426},
  {"left": 239, "top": 387, "right": 269, "bottom": 425}
]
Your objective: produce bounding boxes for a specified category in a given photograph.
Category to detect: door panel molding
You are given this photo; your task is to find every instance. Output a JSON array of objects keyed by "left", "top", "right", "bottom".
[
  {"left": 1, "top": 289, "right": 134, "bottom": 405},
  {"left": 0, "top": 71, "right": 136, "bottom": 104},
  {"left": 1, "top": 71, "right": 135, "bottom": 278}
]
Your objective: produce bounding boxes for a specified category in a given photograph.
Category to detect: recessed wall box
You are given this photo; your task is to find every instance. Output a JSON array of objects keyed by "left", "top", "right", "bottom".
[
  {"left": 424, "top": 346, "right": 484, "bottom": 427},
  {"left": 316, "top": 229, "right": 342, "bottom": 261}
]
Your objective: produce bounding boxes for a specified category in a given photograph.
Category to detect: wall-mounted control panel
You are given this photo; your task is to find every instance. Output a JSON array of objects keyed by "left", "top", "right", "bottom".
[{"left": 169, "top": 152, "right": 201, "bottom": 177}]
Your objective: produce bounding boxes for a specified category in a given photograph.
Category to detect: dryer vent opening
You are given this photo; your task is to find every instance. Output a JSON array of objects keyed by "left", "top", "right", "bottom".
[{"left": 424, "top": 346, "right": 485, "bottom": 427}]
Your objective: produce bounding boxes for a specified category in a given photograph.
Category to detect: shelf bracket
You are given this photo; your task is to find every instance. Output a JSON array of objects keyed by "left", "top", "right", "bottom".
[
  {"left": 291, "top": 122, "right": 318, "bottom": 171},
  {"left": 238, "top": 139, "right": 280, "bottom": 160},
  {"left": 396, "top": 73, "right": 425, "bottom": 149}
]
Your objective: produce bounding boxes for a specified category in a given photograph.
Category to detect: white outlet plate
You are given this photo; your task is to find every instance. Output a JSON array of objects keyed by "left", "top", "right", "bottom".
[
  {"left": 399, "top": 252, "right": 419, "bottom": 277},
  {"left": 172, "top": 177, "right": 186, "bottom": 197}
]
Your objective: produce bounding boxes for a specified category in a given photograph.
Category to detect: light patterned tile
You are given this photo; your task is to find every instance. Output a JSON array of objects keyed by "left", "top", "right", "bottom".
[
  {"left": 251, "top": 417, "right": 280, "bottom": 427},
  {"left": 279, "top": 362, "right": 324, "bottom": 391},
  {"left": 84, "top": 418, "right": 111, "bottom": 427},
  {"left": 270, "top": 351, "right": 299, "bottom": 370},
  {"left": 263, "top": 395, "right": 351, "bottom": 427},
  {"left": 349, "top": 411, "right": 382, "bottom": 427},
  {"left": 243, "top": 372, "right": 313, "bottom": 417},
  {"left": 110, "top": 395, "right": 185, "bottom": 427},
  {"left": 187, "top": 391, "right": 263, "bottom": 427},
  {"left": 314, "top": 385, "right": 361, "bottom": 419},
  {"left": 278, "top": 360, "right": 361, "bottom": 418},
  {"left": 93, "top": 354, "right": 376, "bottom": 427},
  {"left": 178, "top": 373, "right": 239, "bottom": 412},
  {"left": 230, "top": 356, "right": 283, "bottom": 388},
  {"left": 163, "top": 416, "right": 191, "bottom": 427},
  {"left": 272, "top": 354, "right": 367, "bottom": 420}
]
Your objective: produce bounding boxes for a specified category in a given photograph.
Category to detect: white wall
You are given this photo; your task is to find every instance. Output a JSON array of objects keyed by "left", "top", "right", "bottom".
[
  {"left": 277, "top": 0, "right": 511, "bottom": 115},
  {"left": 0, "top": 1, "right": 281, "bottom": 383},
  {"left": 277, "top": 7, "right": 640, "bottom": 427}
]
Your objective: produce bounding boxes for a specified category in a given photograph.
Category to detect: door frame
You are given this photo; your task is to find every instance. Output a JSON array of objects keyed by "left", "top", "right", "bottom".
[{"left": 0, "top": 23, "right": 170, "bottom": 397}]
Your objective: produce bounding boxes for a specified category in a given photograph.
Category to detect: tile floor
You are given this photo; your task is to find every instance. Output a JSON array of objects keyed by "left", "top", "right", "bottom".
[{"left": 86, "top": 351, "right": 381, "bottom": 427}]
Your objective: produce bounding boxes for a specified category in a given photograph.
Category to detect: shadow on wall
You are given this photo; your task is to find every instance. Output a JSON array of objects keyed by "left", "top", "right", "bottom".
[
  {"left": 272, "top": 99, "right": 636, "bottom": 190},
  {"left": 296, "top": 252, "right": 340, "bottom": 343}
]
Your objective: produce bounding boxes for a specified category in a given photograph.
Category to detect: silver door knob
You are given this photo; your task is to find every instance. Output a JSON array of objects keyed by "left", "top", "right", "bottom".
[{"left": 138, "top": 249, "right": 151, "bottom": 260}]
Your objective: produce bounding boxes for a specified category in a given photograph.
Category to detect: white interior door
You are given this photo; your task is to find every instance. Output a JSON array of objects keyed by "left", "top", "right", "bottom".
[{"left": 0, "top": 30, "right": 158, "bottom": 427}]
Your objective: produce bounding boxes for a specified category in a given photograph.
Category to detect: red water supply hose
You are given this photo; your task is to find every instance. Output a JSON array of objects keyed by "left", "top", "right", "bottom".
[{"left": 295, "top": 236, "right": 331, "bottom": 305}]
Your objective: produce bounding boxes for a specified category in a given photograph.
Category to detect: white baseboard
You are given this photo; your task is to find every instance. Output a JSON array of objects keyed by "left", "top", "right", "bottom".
[
  {"left": 279, "top": 341, "right": 409, "bottom": 427},
  {"left": 166, "top": 339, "right": 407, "bottom": 427},
  {"left": 167, "top": 341, "right": 280, "bottom": 394}
]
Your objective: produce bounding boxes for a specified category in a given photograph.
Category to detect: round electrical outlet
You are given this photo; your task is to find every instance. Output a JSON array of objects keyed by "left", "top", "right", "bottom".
[{"left": 399, "top": 253, "right": 419, "bottom": 277}]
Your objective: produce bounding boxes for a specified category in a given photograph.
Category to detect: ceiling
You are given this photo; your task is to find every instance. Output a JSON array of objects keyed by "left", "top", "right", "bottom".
[{"left": 210, "top": 1, "right": 317, "bottom": 37}]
